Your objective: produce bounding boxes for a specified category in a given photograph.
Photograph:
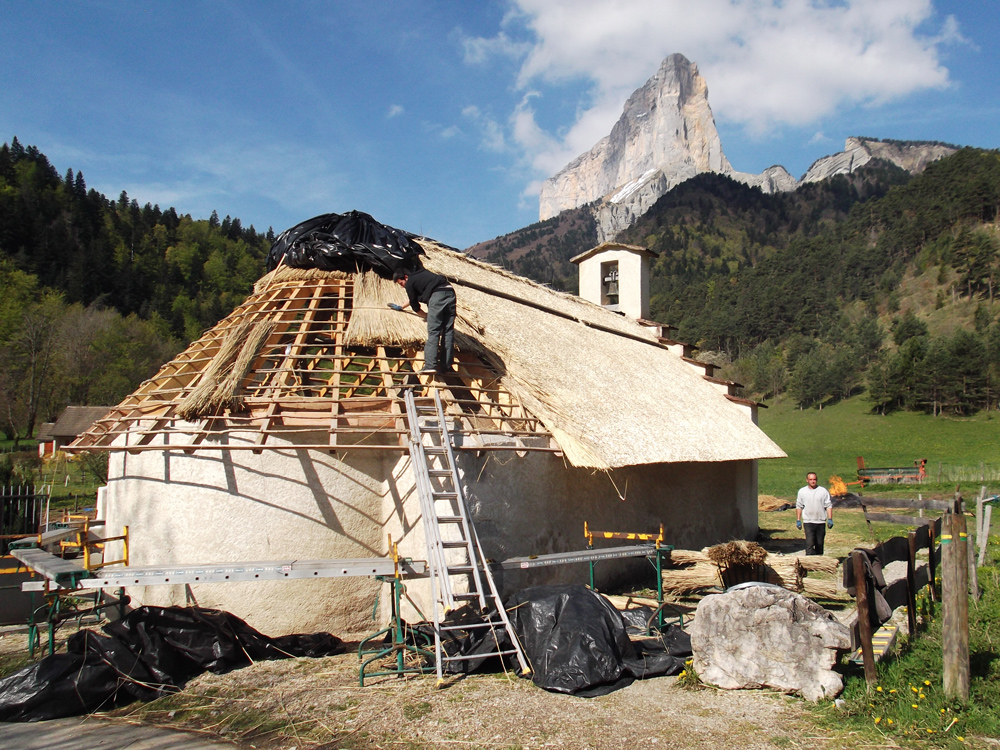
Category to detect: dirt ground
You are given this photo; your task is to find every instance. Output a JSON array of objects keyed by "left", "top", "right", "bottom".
[{"left": 104, "top": 641, "right": 825, "bottom": 750}]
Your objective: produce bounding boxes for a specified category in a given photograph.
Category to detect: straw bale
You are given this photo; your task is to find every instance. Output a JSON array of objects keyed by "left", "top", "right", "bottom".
[
  {"left": 801, "top": 577, "right": 840, "bottom": 599},
  {"left": 796, "top": 555, "right": 840, "bottom": 575},
  {"left": 707, "top": 540, "right": 768, "bottom": 566},
  {"left": 758, "top": 495, "right": 793, "bottom": 512},
  {"left": 765, "top": 555, "right": 802, "bottom": 590},
  {"left": 669, "top": 550, "right": 710, "bottom": 566},
  {"left": 662, "top": 561, "right": 722, "bottom": 594}
]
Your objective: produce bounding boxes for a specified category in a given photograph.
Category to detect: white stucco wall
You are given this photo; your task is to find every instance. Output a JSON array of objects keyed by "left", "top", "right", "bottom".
[
  {"left": 102, "top": 433, "right": 397, "bottom": 636},
  {"left": 103, "top": 430, "right": 758, "bottom": 635},
  {"left": 384, "top": 450, "right": 759, "bottom": 620}
]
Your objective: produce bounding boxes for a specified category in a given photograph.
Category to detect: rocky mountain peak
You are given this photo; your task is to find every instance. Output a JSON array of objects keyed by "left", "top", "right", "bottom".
[{"left": 539, "top": 53, "right": 730, "bottom": 222}]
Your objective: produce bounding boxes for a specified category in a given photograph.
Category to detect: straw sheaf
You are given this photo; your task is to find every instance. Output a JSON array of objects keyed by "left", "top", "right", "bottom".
[
  {"left": 706, "top": 540, "right": 768, "bottom": 566},
  {"left": 252, "top": 265, "right": 351, "bottom": 294},
  {"left": 343, "top": 272, "right": 488, "bottom": 357},
  {"left": 177, "top": 319, "right": 275, "bottom": 420}
]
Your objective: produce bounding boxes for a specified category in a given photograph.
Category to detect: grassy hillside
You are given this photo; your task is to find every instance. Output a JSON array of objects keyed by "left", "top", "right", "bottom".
[{"left": 757, "top": 393, "right": 1000, "bottom": 498}]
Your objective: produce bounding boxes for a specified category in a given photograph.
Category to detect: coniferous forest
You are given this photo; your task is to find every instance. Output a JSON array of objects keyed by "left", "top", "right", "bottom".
[{"left": 0, "top": 137, "right": 272, "bottom": 442}]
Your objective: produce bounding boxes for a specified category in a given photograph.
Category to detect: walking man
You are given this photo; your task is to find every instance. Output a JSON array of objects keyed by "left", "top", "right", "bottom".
[
  {"left": 390, "top": 267, "right": 457, "bottom": 375},
  {"left": 796, "top": 472, "right": 833, "bottom": 556}
]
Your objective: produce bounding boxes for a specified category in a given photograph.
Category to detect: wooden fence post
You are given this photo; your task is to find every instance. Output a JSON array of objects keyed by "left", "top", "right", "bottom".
[
  {"left": 906, "top": 530, "right": 918, "bottom": 636},
  {"left": 979, "top": 505, "right": 993, "bottom": 568},
  {"left": 942, "top": 513, "right": 970, "bottom": 700},
  {"left": 853, "top": 552, "right": 878, "bottom": 687}
]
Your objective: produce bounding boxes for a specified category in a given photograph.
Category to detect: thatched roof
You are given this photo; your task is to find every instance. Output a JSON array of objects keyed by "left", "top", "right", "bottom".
[{"left": 70, "top": 242, "right": 784, "bottom": 469}]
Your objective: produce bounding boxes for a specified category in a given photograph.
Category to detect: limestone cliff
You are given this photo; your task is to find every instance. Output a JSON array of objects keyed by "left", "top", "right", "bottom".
[
  {"left": 539, "top": 54, "right": 731, "bottom": 221},
  {"left": 801, "top": 137, "right": 959, "bottom": 183},
  {"left": 539, "top": 52, "right": 960, "bottom": 242}
]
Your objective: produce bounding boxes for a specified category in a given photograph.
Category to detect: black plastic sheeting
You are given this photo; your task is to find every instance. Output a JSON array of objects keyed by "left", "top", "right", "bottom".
[
  {"left": 431, "top": 585, "right": 690, "bottom": 697},
  {"left": 266, "top": 210, "right": 426, "bottom": 276},
  {"left": 0, "top": 606, "right": 344, "bottom": 722},
  {"left": 507, "top": 585, "right": 689, "bottom": 696}
]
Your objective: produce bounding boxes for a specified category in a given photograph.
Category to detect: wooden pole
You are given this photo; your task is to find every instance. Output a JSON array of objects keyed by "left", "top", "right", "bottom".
[
  {"left": 942, "top": 513, "right": 970, "bottom": 700},
  {"left": 853, "top": 552, "right": 878, "bottom": 687},
  {"left": 906, "top": 530, "right": 918, "bottom": 636},
  {"left": 979, "top": 505, "right": 993, "bottom": 568},
  {"left": 928, "top": 520, "right": 938, "bottom": 605}
]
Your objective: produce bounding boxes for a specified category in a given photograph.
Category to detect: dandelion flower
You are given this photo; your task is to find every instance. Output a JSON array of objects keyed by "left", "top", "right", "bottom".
[
  {"left": 911, "top": 686, "right": 919, "bottom": 693},
  {"left": 927, "top": 729, "right": 934, "bottom": 734},
  {"left": 919, "top": 693, "right": 926, "bottom": 699},
  {"left": 887, "top": 719, "right": 893, "bottom": 725},
  {"left": 958, "top": 737, "right": 964, "bottom": 741},
  {"left": 923, "top": 680, "right": 931, "bottom": 686},
  {"left": 912, "top": 704, "right": 919, "bottom": 709},
  {"left": 876, "top": 686, "right": 883, "bottom": 692},
  {"left": 941, "top": 709, "right": 946, "bottom": 714},
  {"left": 889, "top": 689, "right": 897, "bottom": 694},
  {"left": 874, "top": 717, "right": 882, "bottom": 724}
]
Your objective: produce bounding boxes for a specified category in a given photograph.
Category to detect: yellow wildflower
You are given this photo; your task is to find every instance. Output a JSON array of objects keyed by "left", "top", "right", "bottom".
[
  {"left": 889, "top": 689, "right": 897, "bottom": 694},
  {"left": 912, "top": 704, "right": 919, "bottom": 709},
  {"left": 874, "top": 717, "right": 882, "bottom": 724},
  {"left": 887, "top": 719, "right": 893, "bottom": 725},
  {"left": 958, "top": 737, "right": 964, "bottom": 742},
  {"left": 876, "top": 686, "right": 883, "bottom": 692},
  {"left": 923, "top": 680, "right": 931, "bottom": 686},
  {"left": 919, "top": 693, "right": 926, "bottom": 699},
  {"left": 911, "top": 686, "right": 919, "bottom": 693}
]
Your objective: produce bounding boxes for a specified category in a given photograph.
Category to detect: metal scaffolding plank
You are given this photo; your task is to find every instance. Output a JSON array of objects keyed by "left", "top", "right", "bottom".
[
  {"left": 501, "top": 545, "right": 658, "bottom": 569},
  {"left": 21, "top": 557, "right": 426, "bottom": 591}
]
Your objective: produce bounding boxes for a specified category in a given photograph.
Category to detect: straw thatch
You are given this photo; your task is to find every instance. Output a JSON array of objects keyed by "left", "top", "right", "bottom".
[
  {"left": 343, "top": 272, "right": 486, "bottom": 356},
  {"left": 71, "top": 240, "right": 785, "bottom": 470}
]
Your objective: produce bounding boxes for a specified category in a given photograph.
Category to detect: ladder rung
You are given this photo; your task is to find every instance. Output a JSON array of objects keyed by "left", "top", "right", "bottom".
[
  {"left": 436, "top": 516, "right": 463, "bottom": 523},
  {"left": 423, "top": 447, "right": 447, "bottom": 454},
  {"left": 441, "top": 541, "right": 469, "bottom": 549},
  {"left": 440, "top": 621, "right": 502, "bottom": 632},
  {"left": 432, "top": 492, "right": 458, "bottom": 499},
  {"left": 444, "top": 565, "right": 475, "bottom": 573},
  {"left": 453, "top": 593, "right": 480, "bottom": 600},
  {"left": 443, "top": 650, "right": 518, "bottom": 662},
  {"left": 427, "top": 470, "right": 452, "bottom": 477}
]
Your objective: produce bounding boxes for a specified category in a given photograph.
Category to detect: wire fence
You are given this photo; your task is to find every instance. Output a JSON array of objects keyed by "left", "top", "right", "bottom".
[
  {"left": 0, "top": 485, "right": 51, "bottom": 554},
  {"left": 930, "top": 463, "right": 1000, "bottom": 484}
]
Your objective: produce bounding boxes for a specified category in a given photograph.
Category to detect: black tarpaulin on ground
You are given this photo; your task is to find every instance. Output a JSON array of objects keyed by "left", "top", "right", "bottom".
[
  {"left": 507, "top": 585, "right": 688, "bottom": 696},
  {"left": 0, "top": 606, "right": 344, "bottom": 722},
  {"left": 432, "top": 585, "right": 689, "bottom": 696},
  {"left": 266, "top": 210, "right": 426, "bottom": 275}
]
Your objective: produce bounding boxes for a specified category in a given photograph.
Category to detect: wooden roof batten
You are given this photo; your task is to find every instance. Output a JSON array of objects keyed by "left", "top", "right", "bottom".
[{"left": 69, "top": 272, "right": 555, "bottom": 456}]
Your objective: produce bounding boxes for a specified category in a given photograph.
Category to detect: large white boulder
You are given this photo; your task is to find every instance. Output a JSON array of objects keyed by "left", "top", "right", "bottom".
[{"left": 690, "top": 584, "right": 851, "bottom": 701}]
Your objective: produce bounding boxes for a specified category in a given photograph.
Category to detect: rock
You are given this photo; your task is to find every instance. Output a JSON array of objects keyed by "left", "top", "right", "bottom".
[
  {"left": 539, "top": 54, "right": 730, "bottom": 222},
  {"left": 801, "top": 137, "right": 958, "bottom": 184},
  {"left": 690, "top": 585, "right": 850, "bottom": 702}
]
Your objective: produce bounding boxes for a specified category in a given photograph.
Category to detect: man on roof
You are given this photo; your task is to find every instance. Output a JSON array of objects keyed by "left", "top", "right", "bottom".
[
  {"left": 795, "top": 472, "right": 833, "bottom": 556},
  {"left": 389, "top": 266, "right": 457, "bottom": 375}
]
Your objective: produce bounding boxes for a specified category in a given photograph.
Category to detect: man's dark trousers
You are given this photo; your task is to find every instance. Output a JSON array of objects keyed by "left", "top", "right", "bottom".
[
  {"left": 425, "top": 287, "right": 456, "bottom": 372},
  {"left": 804, "top": 523, "right": 826, "bottom": 556}
]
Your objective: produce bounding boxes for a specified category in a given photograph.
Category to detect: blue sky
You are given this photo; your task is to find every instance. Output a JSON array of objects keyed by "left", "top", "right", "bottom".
[{"left": 2, "top": 1, "right": 998, "bottom": 250}]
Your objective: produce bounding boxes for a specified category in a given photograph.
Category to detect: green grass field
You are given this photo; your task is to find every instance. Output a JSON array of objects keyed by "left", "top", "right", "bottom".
[{"left": 757, "top": 395, "right": 1000, "bottom": 500}]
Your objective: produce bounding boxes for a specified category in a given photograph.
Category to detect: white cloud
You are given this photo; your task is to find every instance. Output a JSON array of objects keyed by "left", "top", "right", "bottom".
[
  {"left": 462, "top": 106, "right": 508, "bottom": 152},
  {"left": 440, "top": 125, "right": 461, "bottom": 139},
  {"left": 495, "top": 0, "right": 957, "bottom": 178},
  {"left": 461, "top": 31, "right": 530, "bottom": 64},
  {"left": 387, "top": 104, "right": 405, "bottom": 118},
  {"left": 808, "top": 131, "right": 829, "bottom": 145}
]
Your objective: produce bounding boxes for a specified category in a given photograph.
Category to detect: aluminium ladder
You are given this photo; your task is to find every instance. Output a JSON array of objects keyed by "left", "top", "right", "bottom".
[{"left": 403, "top": 388, "right": 530, "bottom": 681}]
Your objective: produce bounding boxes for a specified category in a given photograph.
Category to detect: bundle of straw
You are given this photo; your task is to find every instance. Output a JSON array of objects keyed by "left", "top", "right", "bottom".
[
  {"left": 707, "top": 540, "right": 768, "bottom": 567},
  {"left": 661, "top": 562, "right": 722, "bottom": 595},
  {"left": 178, "top": 319, "right": 254, "bottom": 420},
  {"left": 177, "top": 319, "right": 276, "bottom": 420},
  {"left": 796, "top": 555, "right": 839, "bottom": 574}
]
